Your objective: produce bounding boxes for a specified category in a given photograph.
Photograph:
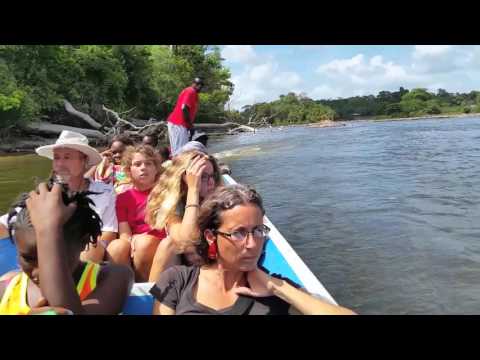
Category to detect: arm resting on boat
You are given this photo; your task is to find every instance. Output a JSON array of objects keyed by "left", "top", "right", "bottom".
[
  {"left": 270, "top": 276, "right": 356, "bottom": 315},
  {"left": 236, "top": 268, "right": 356, "bottom": 315}
]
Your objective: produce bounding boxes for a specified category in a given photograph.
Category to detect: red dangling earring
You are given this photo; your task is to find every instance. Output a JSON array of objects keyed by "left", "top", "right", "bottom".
[{"left": 208, "top": 241, "right": 218, "bottom": 260}]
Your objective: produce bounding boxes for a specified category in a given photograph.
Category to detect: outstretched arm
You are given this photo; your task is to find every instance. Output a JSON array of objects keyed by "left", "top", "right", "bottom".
[{"left": 235, "top": 268, "right": 357, "bottom": 315}]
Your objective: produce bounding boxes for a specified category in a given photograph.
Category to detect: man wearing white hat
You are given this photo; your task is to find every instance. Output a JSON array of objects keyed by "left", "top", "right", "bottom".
[{"left": 0, "top": 130, "right": 118, "bottom": 263}]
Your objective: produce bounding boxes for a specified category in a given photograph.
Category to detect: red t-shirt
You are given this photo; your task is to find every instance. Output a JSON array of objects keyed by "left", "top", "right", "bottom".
[
  {"left": 167, "top": 86, "right": 199, "bottom": 129},
  {"left": 116, "top": 188, "right": 166, "bottom": 239}
]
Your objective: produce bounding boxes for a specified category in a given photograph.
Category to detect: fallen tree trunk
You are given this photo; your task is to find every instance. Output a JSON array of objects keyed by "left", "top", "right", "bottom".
[
  {"left": 227, "top": 125, "right": 256, "bottom": 134},
  {"left": 64, "top": 100, "right": 103, "bottom": 130},
  {"left": 25, "top": 122, "right": 106, "bottom": 140},
  {"left": 195, "top": 122, "right": 240, "bottom": 129}
]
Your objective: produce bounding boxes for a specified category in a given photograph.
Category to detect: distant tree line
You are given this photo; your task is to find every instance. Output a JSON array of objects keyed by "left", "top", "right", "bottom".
[
  {"left": 319, "top": 87, "right": 480, "bottom": 120},
  {"left": 226, "top": 87, "right": 480, "bottom": 127}
]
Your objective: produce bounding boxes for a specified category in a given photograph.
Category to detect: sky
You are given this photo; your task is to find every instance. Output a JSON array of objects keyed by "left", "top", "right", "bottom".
[{"left": 219, "top": 45, "right": 480, "bottom": 110}]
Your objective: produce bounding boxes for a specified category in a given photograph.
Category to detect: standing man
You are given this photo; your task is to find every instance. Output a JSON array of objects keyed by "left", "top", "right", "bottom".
[{"left": 167, "top": 77, "right": 204, "bottom": 156}]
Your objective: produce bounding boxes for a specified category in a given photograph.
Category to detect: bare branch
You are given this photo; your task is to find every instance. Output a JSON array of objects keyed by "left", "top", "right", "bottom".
[{"left": 64, "top": 100, "right": 103, "bottom": 130}]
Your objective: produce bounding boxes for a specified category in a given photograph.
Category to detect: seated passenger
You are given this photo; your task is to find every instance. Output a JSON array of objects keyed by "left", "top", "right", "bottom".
[
  {"left": 0, "top": 182, "right": 133, "bottom": 315},
  {"left": 150, "top": 184, "right": 356, "bottom": 315},
  {"left": 87, "top": 133, "right": 134, "bottom": 194},
  {"left": 107, "top": 145, "right": 169, "bottom": 282},
  {"left": 146, "top": 151, "right": 222, "bottom": 282}
]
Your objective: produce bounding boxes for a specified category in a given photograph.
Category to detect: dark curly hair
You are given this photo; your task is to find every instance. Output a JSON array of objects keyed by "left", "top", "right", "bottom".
[
  {"left": 196, "top": 184, "right": 265, "bottom": 264},
  {"left": 111, "top": 133, "right": 134, "bottom": 147},
  {"left": 7, "top": 177, "right": 103, "bottom": 250}
]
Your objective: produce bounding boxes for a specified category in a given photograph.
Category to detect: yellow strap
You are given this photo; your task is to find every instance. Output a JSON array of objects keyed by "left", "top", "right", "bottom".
[
  {"left": 76, "top": 262, "right": 100, "bottom": 300},
  {"left": 89, "top": 263, "right": 99, "bottom": 292},
  {"left": 76, "top": 263, "right": 92, "bottom": 295},
  {"left": 0, "top": 272, "right": 30, "bottom": 315}
]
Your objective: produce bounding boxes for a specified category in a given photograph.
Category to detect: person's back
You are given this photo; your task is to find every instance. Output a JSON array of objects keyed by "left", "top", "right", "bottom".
[{"left": 168, "top": 86, "right": 199, "bottom": 129}]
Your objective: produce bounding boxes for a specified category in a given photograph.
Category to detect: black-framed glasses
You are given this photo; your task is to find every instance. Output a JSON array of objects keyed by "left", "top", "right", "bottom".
[{"left": 214, "top": 224, "right": 271, "bottom": 242}]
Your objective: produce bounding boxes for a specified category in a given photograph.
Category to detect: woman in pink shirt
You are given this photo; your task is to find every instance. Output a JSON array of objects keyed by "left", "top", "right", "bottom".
[{"left": 107, "top": 145, "right": 170, "bottom": 282}]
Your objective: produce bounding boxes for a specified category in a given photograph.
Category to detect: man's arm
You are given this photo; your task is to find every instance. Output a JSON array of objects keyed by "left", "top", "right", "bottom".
[{"left": 182, "top": 104, "right": 192, "bottom": 128}]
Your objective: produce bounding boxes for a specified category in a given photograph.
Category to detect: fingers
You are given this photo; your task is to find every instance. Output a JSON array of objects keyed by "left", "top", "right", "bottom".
[
  {"left": 37, "top": 182, "right": 49, "bottom": 195},
  {"left": 188, "top": 157, "right": 208, "bottom": 176},
  {"left": 186, "top": 154, "right": 203, "bottom": 171},
  {"left": 50, "top": 183, "right": 63, "bottom": 197},
  {"left": 234, "top": 286, "right": 256, "bottom": 297}
]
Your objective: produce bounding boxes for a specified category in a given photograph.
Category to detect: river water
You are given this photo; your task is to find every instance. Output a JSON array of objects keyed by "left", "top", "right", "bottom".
[
  {"left": 210, "top": 117, "right": 480, "bottom": 314},
  {"left": 2, "top": 117, "right": 480, "bottom": 314}
]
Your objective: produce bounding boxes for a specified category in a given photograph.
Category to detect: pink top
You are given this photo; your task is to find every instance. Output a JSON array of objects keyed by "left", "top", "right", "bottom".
[{"left": 116, "top": 187, "right": 166, "bottom": 239}]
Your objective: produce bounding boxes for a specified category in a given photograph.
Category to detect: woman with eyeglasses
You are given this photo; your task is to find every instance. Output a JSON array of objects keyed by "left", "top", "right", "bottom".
[
  {"left": 149, "top": 184, "right": 356, "bottom": 315},
  {"left": 145, "top": 151, "right": 222, "bottom": 282}
]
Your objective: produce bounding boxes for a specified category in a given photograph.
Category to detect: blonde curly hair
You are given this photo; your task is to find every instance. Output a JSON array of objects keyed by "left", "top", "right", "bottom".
[{"left": 146, "top": 150, "right": 222, "bottom": 231}]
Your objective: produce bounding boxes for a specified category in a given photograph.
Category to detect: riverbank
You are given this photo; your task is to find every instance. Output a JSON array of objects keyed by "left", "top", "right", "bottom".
[
  {"left": 370, "top": 112, "right": 480, "bottom": 122},
  {"left": 2, "top": 113, "right": 479, "bottom": 155}
]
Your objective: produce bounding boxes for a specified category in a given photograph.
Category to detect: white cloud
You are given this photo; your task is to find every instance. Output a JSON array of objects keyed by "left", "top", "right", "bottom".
[
  {"left": 225, "top": 49, "right": 303, "bottom": 109},
  {"left": 309, "top": 85, "right": 344, "bottom": 100},
  {"left": 225, "top": 45, "right": 480, "bottom": 108},
  {"left": 249, "top": 62, "right": 276, "bottom": 81},
  {"left": 413, "top": 45, "right": 452, "bottom": 58},
  {"left": 317, "top": 54, "right": 365, "bottom": 75},
  {"left": 221, "top": 45, "right": 257, "bottom": 64},
  {"left": 271, "top": 72, "right": 302, "bottom": 87},
  {"left": 315, "top": 54, "right": 421, "bottom": 98}
]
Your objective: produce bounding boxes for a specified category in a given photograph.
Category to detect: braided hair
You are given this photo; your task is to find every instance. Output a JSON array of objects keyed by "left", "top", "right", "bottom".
[{"left": 7, "top": 177, "right": 103, "bottom": 250}]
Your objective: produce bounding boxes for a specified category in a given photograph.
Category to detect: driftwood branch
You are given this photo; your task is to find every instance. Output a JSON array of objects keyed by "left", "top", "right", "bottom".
[
  {"left": 25, "top": 122, "right": 106, "bottom": 140},
  {"left": 102, "top": 105, "right": 166, "bottom": 134},
  {"left": 227, "top": 125, "right": 256, "bottom": 134},
  {"left": 64, "top": 100, "right": 103, "bottom": 130}
]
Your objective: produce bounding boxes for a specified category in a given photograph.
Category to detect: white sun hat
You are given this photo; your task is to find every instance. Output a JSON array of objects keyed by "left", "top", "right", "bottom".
[{"left": 35, "top": 130, "right": 102, "bottom": 167}]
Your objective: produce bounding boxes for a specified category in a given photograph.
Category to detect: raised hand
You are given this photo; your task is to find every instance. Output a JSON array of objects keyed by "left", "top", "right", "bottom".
[
  {"left": 234, "top": 268, "right": 275, "bottom": 298},
  {"left": 26, "top": 183, "right": 77, "bottom": 235},
  {"left": 184, "top": 154, "right": 208, "bottom": 191},
  {"left": 101, "top": 149, "right": 113, "bottom": 158}
]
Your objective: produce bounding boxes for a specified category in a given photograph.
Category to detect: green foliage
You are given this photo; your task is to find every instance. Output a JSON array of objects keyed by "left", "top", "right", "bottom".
[
  {"left": 318, "top": 86, "right": 480, "bottom": 120},
  {"left": 0, "top": 45, "right": 234, "bottom": 131},
  {"left": 240, "top": 92, "right": 336, "bottom": 125}
]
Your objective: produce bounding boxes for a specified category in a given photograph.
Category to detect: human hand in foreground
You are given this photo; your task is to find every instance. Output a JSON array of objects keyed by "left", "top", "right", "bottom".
[{"left": 26, "top": 183, "right": 77, "bottom": 235}]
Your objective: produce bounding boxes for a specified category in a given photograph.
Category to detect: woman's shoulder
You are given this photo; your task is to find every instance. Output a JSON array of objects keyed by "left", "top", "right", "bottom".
[
  {"left": 154, "top": 265, "right": 199, "bottom": 289},
  {"left": 150, "top": 265, "right": 199, "bottom": 302},
  {"left": 163, "top": 265, "right": 199, "bottom": 279}
]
